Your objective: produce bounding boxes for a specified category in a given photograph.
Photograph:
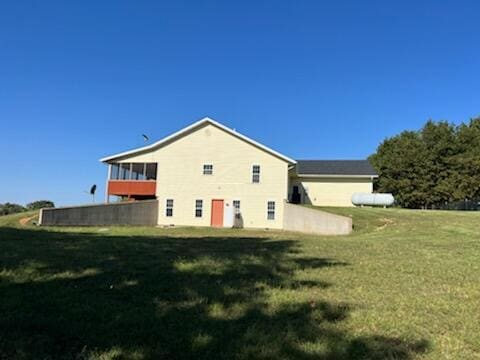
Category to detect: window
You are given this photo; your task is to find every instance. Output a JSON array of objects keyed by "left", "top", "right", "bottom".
[
  {"left": 145, "top": 163, "right": 157, "bottom": 180},
  {"left": 110, "top": 164, "right": 120, "bottom": 180},
  {"left": 203, "top": 164, "right": 213, "bottom": 175},
  {"left": 233, "top": 200, "right": 241, "bottom": 211},
  {"left": 166, "top": 199, "right": 173, "bottom": 217},
  {"left": 109, "top": 162, "right": 157, "bottom": 180},
  {"left": 195, "top": 200, "right": 203, "bottom": 217},
  {"left": 131, "top": 163, "right": 146, "bottom": 180},
  {"left": 267, "top": 201, "right": 275, "bottom": 220},
  {"left": 252, "top": 165, "right": 260, "bottom": 183},
  {"left": 120, "top": 163, "right": 131, "bottom": 180}
]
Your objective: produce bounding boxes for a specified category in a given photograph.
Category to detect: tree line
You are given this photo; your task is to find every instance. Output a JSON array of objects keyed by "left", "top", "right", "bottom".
[
  {"left": 369, "top": 117, "right": 480, "bottom": 208},
  {"left": 0, "top": 201, "right": 55, "bottom": 216}
]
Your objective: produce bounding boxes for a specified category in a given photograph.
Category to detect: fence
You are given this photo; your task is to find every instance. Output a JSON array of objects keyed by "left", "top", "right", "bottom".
[
  {"left": 434, "top": 199, "right": 480, "bottom": 211},
  {"left": 39, "top": 200, "right": 159, "bottom": 226}
]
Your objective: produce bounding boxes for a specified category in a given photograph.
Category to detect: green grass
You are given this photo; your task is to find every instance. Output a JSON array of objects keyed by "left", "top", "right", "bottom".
[{"left": 1, "top": 208, "right": 479, "bottom": 359}]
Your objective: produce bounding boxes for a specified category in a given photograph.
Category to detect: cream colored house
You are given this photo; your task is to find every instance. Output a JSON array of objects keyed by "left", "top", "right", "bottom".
[{"left": 100, "top": 117, "right": 377, "bottom": 229}]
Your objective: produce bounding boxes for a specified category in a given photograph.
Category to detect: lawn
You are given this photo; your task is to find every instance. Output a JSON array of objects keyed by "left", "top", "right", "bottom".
[{"left": 0, "top": 208, "right": 479, "bottom": 359}]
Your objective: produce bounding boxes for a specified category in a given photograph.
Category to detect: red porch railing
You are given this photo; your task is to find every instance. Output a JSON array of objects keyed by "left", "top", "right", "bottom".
[{"left": 107, "top": 180, "right": 156, "bottom": 197}]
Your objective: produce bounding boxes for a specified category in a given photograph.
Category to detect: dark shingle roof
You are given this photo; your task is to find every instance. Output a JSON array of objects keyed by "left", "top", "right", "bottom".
[{"left": 295, "top": 160, "right": 377, "bottom": 176}]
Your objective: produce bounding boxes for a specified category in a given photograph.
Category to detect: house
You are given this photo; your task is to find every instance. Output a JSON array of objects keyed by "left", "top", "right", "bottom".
[{"left": 100, "top": 117, "right": 377, "bottom": 229}]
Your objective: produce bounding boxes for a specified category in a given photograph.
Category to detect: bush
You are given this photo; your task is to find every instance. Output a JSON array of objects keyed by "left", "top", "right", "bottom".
[
  {"left": 0, "top": 203, "right": 26, "bottom": 216},
  {"left": 26, "top": 200, "right": 55, "bottom": 210}
]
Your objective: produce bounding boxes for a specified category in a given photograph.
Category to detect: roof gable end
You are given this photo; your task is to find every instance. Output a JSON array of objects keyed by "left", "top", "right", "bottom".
[{"left": 100, "top": 117, "right": 296, "bottom": 164}]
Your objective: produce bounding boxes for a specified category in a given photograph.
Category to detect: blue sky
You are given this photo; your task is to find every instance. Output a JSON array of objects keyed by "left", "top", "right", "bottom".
[{"left": 1, "top": 1, "right": 479, "bottom": 206}]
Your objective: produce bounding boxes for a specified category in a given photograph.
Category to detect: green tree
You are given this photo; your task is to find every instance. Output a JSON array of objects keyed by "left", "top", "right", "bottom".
[
  {"left": 370, "top": 131, "right": 430, "bottom": 208},
  {"left": 26, "top": 200, "right": 55, "bottom": 210},
  {"left": 453, "top": 118, "right": 480, "bottom": 200},
  {"left": 420, "top": 120, "right": 457, "bottom": 206},
  {"left": 0, "top": 203, "right": 26, "bottom": 216},
  {"left": 370, "top": 117, "right": 480, "bottom": 208}
]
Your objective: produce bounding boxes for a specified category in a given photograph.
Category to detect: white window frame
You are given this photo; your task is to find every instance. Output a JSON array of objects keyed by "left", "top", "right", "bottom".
[
  {"left": 195, "top": 199, "right": 203, "bottom": 217},
  {"left": 252, "top": 165, "right": 260, "bottom": 183},
  {"left": 267, "top": 201, "right": 275, "bottom": 220},
  {"left": 166, "top": 199, "right": 174, "bottom": 217},
  {"left": 111, "top": 162, "right": 158, "bottom": 180},
  {"left": 203, "top": 164, "right": 213, "bottom": 175},
  {"left": 233, "top": 200, "right": 241, "bottom": 211}
]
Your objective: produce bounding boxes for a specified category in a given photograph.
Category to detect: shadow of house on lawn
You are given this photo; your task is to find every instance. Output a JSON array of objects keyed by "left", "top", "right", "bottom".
[{"left": 0, "top": 227, "right": 429, "bottom": 359}]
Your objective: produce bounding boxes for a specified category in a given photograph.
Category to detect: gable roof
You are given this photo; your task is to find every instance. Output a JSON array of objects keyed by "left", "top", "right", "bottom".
[
  {"left": 100, "top": 117, "right": 296, "bottom": 164},
  {"left": 295, "top": 160, "right": 377, "bottom": 177}
]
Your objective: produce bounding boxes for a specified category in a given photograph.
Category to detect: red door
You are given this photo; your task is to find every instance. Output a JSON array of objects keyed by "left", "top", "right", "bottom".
[{"left": 211, "top": 199, "right": 224, "bottom": 227}]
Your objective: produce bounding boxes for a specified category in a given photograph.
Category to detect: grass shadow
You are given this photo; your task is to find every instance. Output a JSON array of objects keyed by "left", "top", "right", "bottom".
[{"left": 0, "top": 226, "right": 429, "bottom": 359}]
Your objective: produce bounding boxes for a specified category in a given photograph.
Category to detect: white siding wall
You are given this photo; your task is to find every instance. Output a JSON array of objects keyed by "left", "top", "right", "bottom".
[
  {"left": 116, "top": 124, "right": 289, "bottom": 229},
  {"left": 291, "top": 177, "right": 374, "bottom": 207}
]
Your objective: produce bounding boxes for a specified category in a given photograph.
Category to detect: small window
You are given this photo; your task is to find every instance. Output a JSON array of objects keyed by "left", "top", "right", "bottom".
[
  {"left": 120, "top": 163, "right": 131, "bottom": 180},
  {"left": 267, "top": 201, "right": 275, "bottom": 220},
  {"left": 252, "top": 165, "right": 260, "bottom": 183},
  {"left": 145, "top": 163, "right": 157, "bottom": 180},
  {"left": 233, "top": 200, "right": 241, "bottom": 210},
  {"left": 195, "top": 200, "right": 203, "bottom": 217},
  {"left": 203, "top": 164, "right": 213, "bottom": 175},
  {"left": 166, "top": 199, "right": 174, "bottom": 217},
  {"left": 110, "top": 164, "right": 120, "bottom": 180}
]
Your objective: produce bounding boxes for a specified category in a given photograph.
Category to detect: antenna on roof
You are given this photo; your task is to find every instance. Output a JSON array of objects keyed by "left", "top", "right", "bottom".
[{"left": 142, "top": 134, "right": 149, "bottom": 142}]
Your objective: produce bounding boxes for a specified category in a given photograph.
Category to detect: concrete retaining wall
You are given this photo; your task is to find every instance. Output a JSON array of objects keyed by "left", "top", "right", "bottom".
[
  {"left": 283, "top": 202, "right": 352, "bottom": 235},
  {"left": 39, "top": 200, "right": 159, "bottom": 226}
]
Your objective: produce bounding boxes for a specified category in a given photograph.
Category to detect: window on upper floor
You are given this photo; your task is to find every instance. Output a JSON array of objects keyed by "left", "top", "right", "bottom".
[
  {"left": 109, "top": 162, "right": 157, "bottom": 180},
  {"left": 120, "top": 163, "right": 131, "bottom": 180},
  {"left": 203, "top": 164, "right": 213, "bottom": 175},
  {"left": 111, "top": 164, "right": 120, "bottom": 180},
  {"left": 131, "top": 163, "right": 146, "bottom": 180},
  {"left": 252, "top": 165, "right": 260, "bottom": 183},
  {"left": 145, "top": 163, "right": 157, "bottom": 180}
]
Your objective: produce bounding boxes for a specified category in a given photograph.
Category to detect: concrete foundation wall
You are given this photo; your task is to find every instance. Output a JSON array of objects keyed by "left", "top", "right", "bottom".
[
  {"left": 283, "top": 202, "right": 352, "bottom": 235},
  {"left": 39, "top": 200, "right": 159, "bottom": 226}
]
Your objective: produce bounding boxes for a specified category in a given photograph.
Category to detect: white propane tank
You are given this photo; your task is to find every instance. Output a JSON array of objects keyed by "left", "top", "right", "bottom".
[
  {"left": 351, "top": 193, "right": 395, "bottom": 207},
  {"left": 223, "top": 202, "right": 235, "bottom": 228}
]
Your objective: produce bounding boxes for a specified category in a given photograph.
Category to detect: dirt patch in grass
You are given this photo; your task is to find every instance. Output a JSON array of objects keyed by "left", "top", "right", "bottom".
[
  {"left": 19, "top": 214, "right": 38, "bottom": 226},
  {"left": 375, "top": 218, "right": 395, "bottom": 231}
]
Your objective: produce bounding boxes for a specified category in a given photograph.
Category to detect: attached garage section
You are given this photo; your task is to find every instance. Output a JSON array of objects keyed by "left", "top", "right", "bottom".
[
  {"left": 289, "top": 160, "right": 377, "bottom": 207},
  {"left": 290, "top": 177, "right": 373, "bottom": 207}
]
